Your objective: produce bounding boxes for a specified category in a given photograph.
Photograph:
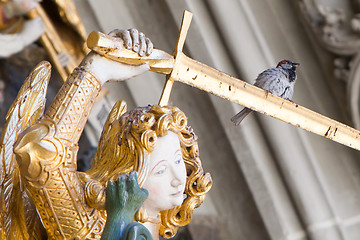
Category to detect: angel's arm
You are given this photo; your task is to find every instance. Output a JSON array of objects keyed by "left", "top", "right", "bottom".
[
  {"left": 44, "top": 29, "right": 152, "bottom": 146},
  {"left": 15, "top": 29, "right": 152, "bottom": 178}
]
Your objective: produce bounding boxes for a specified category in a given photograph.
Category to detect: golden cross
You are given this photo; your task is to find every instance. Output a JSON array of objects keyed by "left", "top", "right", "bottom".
[{"left": 87, "top": 10, "right": 360, "bottom": 152}]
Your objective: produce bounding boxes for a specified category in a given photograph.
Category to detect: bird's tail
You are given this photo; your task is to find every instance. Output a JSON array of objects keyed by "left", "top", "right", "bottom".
[{"left": 231, "top": 108, "right": 253, "bottom": 125}]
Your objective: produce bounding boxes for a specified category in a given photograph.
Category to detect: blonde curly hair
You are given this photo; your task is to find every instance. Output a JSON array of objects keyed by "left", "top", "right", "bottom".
[{"left": 86, "top": 102, "right": 212, "bottom": 238}]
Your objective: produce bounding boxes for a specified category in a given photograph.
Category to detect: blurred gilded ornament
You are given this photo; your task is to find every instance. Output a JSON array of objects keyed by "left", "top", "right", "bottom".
[{"left": 27, "top": 0, "right": 88, "bottom": 81}]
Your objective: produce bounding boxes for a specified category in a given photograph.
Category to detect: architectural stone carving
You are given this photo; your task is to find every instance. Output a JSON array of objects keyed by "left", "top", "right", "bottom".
[{"left": 296, "top": 0, "right": 360, "bottom": 128}]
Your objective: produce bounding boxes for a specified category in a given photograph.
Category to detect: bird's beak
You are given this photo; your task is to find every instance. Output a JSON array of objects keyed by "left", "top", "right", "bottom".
[{"left": 293, "top": 62, "right": 300, "bottom": 67}]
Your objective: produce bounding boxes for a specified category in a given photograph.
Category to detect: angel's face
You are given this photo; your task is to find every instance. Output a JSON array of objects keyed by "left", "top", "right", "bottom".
[{"left": 142, "top": 131, "right": 186, "bottom": 218}]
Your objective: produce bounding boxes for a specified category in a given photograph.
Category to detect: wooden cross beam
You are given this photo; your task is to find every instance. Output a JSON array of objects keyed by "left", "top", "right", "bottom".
[{"left": 87, "top": 10, "right": 360, "bottom": 152}]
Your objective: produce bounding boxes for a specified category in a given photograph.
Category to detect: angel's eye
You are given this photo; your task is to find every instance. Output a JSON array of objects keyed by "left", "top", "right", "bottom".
[{"left": 155, "top": 166, "right": 166, "bottom": 175}]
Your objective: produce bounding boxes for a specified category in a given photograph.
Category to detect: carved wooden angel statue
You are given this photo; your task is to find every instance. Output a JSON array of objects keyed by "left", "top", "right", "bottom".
[{"left": 0, "top": 28, "right": 212, "bottom": 239}]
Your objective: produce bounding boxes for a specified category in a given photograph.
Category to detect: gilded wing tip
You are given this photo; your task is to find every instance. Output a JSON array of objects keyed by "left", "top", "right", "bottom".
[{"left": 35, "top": 61, "right": 52, "bottom": 71}]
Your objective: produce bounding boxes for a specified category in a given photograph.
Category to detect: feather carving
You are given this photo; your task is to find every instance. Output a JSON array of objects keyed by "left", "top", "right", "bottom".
[{"left": 0, "top": 61, "right": 51, "bottom": 239}]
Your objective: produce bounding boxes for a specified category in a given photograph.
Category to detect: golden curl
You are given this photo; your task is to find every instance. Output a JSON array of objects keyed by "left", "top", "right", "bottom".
[
  {"left": 178, "top": 128, "right": 196, "bottom": 148},
  {"left": 84, "top": 179, "right": 106, "bottom": 210},
  {"left": 186, "top": 171, "right": 212, "bottom": 197},
  {"left": 156, "top": 114, "right": 172, "bottom": 137},
  {"left": 133, "top": 112, "right": 156, "bottom": 133},
  {"left": 170, "top": 108, "right": 187, "bottom": 132},
  {"left": 151, "top": 105, "right": 171, "bottom": 115},
  {"left": 159, "top": 196, "right": 202, "bottom": 237},
  {"left": 181, "top": 142, "right": 199, "bottom": 160},
  {"left": 184, "top": 155, "right": 212, "bottom": 197},
  {"left": 195, "top": 172, "right": 212, "bottom": 194},
  {"left": 141, "top": 130, "right": 157, "bottom": 152}
]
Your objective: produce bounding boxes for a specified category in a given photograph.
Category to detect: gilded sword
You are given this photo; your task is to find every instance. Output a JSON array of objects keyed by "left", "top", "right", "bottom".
[{"left": 87, "top": 10, "right": 360, "bottom": 152}]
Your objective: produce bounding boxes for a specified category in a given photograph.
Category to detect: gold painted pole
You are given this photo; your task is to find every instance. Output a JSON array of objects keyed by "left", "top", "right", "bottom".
[
  {"left": 28, "top": 4, "right": 78, "bottom": 82},
  {"left": 38, "top": 33, "right": 68, "bottom": 81}
]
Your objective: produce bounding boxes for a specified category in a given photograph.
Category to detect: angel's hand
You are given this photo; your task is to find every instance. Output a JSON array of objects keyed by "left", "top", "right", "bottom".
[
  {"left": 101, "top": 172, "right": 148, "bottom": 240},
  {"left": 109, "top": 28, "right": 153, "bottom": 57},
  {"left": 105, "top": 171, "right": 148, "bottom": 221},
  {"left": 80, "top": 28, "right": 153, "bottom": 85}
]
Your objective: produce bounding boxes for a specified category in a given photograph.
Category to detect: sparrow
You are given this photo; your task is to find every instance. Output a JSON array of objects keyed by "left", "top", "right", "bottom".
[{"left": 231, "top": 60, "right": 299, "bottom": 125}]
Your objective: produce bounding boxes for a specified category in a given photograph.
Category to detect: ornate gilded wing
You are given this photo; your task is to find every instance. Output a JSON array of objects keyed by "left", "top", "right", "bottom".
[
  {"left": 0, "top": 61, "right": 51, "bottom": 239},
  {"left": 92, "top": 100, "right": 127, "bottom": 169}
]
